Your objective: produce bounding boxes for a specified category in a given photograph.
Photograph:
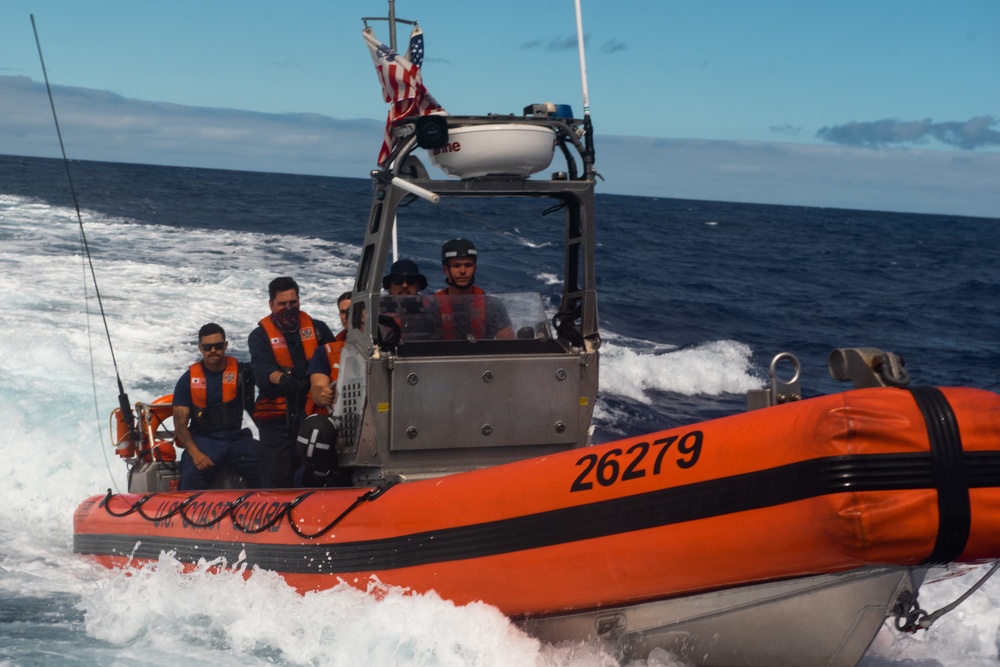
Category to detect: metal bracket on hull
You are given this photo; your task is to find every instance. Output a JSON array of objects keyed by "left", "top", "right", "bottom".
[
  {"left": 894, "top": 560, "right": 1000, "bottom": 632},
  {"left": 747, "top": 352, "right": 802, "bottom": 410},
  {"left": 748, "top": 346, "right": 911, "bottom": 411},
  {"left": 829, "top": 347, "right": 910, "bottom": 388}
]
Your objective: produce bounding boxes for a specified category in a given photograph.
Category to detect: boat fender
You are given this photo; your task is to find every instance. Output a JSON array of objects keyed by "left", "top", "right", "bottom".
[{"left": 297, "top": 414, "right": 340, "bottom": 481}]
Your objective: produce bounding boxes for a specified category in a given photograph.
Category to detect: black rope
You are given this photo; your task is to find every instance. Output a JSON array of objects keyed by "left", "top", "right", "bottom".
[
  {"left": 138, "top": 494, "right": 201, "bottom": 522},
  {"left": 179, "top": 492, "right": 260, "bottom": 529},
  {"left": 101, "top": 489, "right": 157, "bottom": 518},
  {"left": 96, "top": 485, "right": 394, "bottom": 540},
  {"left": 231, "top": 492, "right": 314, "bottom": 534},
  {"left": 288, "top": 487, "right": 386, "bottom": 539}
]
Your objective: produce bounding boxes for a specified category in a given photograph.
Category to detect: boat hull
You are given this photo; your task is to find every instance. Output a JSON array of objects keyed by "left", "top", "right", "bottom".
[
  {"left": 523, "top": 566, "right": 924, "bottom": 666},
  {"left": 75, "top": 386, "right": 1000, "bottom": 658}
]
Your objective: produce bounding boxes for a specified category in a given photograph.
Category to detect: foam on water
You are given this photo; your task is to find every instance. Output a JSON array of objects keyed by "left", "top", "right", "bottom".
[
  {"left": 77, "top": 555, "right": 620, "bottom": 667},
  {"left": 3, "top": 194, "right": 1000, "bottom": 665},
  {"left": 597, "top": 337, "right": 762, "bottom": 403}
]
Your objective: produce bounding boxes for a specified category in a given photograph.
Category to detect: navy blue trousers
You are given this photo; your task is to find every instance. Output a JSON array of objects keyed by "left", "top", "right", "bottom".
[{"left": 179, "top": 428, "right": 262, "bottom": 490}]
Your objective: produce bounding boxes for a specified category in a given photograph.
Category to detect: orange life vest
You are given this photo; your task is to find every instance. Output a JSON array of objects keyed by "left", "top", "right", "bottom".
[
  {"left": 189, "top": 356, "right": 242, "bottom": 433},
  {"left": 253, "top": 311, "right": 320, "bottom": 421},
  {"left": 190, "top": 356, "right": 239, "bottom": 407},
  {"left": 435, "top": 286, "right": 486, "bottom": 340},
  {"left": 304, "top": 338, "right": 346, "bottom": 416}
]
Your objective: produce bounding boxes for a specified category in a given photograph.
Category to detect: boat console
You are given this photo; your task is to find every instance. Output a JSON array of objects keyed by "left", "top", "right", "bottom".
[{"left": 332, "top": 110, "right": 600, "bottom": 484}]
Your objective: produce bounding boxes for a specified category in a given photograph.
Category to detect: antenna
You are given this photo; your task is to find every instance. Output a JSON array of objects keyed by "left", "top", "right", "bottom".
[
  {"left": 574, "top": 0, "right": 590, "bottom": 118},
  {"left": 573, "top": 0, "right": 595, "bottom": 167},
  {"left": 31, "top": 14, "right": 139, "bottom": 477}
]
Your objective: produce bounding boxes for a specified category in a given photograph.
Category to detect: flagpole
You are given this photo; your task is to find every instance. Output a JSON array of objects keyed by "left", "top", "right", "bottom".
[
  {"left": 388, "top": 0, "right": 397, "bottom": 53},
  {"left": 387, "top": 0, "right": 398, "bottom": 261}
]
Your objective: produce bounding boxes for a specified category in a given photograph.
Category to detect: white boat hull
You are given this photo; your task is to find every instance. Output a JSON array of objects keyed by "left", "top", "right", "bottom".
[{"left": 522, "top": 566, "right": 924, "bottom": 666}]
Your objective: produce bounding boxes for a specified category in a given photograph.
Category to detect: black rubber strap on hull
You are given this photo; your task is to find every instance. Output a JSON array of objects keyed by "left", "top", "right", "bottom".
[{"left": 908, "top": 386, "right": 970, "bottom": 564}]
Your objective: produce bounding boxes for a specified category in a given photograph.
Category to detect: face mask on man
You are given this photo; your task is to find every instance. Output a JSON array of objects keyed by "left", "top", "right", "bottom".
[{"left": 273, "top": 305, "right": 301, "bottom": 333}]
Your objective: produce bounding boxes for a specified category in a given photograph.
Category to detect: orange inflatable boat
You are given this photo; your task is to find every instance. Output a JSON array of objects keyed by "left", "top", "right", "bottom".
[{"left": 75, "top": 386, "right": 1000, "bottom": 615}]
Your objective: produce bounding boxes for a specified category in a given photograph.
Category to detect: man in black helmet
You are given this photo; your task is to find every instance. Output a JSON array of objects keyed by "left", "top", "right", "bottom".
[{"left": 437, "top": 239, "right": 513, "bottom": 340}]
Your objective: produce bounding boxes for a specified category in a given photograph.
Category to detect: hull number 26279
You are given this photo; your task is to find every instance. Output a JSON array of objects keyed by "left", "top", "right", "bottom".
[{"left": 570, "top": 430, "right": 704, "bottom": 492}]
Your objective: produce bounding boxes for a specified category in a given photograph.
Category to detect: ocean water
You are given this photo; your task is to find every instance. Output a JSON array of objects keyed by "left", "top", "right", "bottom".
[{"left": 1, "top": 153, "right": 999, "bottom": 666}]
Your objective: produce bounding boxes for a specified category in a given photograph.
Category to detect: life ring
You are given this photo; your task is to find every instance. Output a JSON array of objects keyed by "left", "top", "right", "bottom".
[
  {"left": 142, "top": 395, "right": 176, "bottom": 463},
  {"left": 111, "top": 395, "right": 177, "bottom": 462},
  {"left": 145, "top": 394, "right": 174, "bottom": 432}
]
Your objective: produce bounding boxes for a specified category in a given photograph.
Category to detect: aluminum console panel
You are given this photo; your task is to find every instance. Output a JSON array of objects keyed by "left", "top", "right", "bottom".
[{"left": 390, "top": 355, "right": 583, "bottom": 450}]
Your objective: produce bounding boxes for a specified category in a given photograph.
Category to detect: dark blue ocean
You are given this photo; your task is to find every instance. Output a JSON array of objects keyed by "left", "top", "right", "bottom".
[{"left": 1, "top": 153, "right": 999, "bottom": 665}]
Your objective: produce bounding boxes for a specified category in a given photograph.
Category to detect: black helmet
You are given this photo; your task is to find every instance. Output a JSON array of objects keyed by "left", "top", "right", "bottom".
[
  {"left": 441, "top": 238, "right": 477, "bottom": 263},
  {"left": 382, "top": 258, "right": 428, "bottom": 291}
]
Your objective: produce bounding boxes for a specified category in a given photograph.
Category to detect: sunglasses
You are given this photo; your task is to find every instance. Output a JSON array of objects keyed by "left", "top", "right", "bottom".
[
  {"left": 391, "top": 276, "right": 419, "bottom": 286},
  {"left": 200, "top": 342, "right": 227, "bottom": 351}
]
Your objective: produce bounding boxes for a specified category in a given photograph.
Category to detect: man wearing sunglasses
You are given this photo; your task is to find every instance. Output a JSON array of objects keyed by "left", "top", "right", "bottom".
[
  {"left": 249, "top": 276, "right": 335, "bottom": 488},
  {"left": 378, "top": 259, "right": 441, "bottom": 345},
  {"left": 383, "top": 259, "right": 428, "bottom": 295},
  {"left": 304, "top": 259, "right": 432, "bottom": 413},
  {"left": 172, "top": 323, "right": 260, "bottom": 490}
]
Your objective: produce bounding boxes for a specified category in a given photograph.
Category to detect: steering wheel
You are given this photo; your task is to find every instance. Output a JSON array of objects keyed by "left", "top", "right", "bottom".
[{"left": 376, "top": 314, "right": 402, "bottom": 352}]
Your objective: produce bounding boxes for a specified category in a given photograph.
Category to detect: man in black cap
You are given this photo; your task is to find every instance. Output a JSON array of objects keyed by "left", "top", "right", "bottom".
[
  {"left": 381, "top": 259, "right": 439, "bottom": 341},
  {"left": 383, "top": 258, "right": 428, "bottom": 295}
]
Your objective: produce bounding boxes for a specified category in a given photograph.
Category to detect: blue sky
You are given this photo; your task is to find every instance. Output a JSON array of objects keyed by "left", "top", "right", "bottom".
[{"left": 2, "top": 1, "right": 998, "bottom": 217}]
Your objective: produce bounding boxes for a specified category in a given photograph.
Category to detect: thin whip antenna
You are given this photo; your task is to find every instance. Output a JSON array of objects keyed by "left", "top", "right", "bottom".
[
  {"left": 31, "top": 14, "right": 135, "bottom": 485},
  {"left": 573, "top": 0, "right": 596, "bottom": 169},
  {"left": 574, "top": 0, "right": 590, "bottom": 117},
  {"left": 31, "top": 15, "right": 120, "bottom": 373}
]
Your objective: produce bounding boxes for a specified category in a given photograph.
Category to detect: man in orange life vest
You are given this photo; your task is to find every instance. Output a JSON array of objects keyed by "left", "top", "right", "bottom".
[
  {"left": 437, "top": 238, "right": 514, "bottom": 339},
  {"left": 172, "top": 323, "right": 261, "bottom": 490},
  {"left": 307, "top": 290, "right": 351, "bottom": 414},
  {"left": 298, "top": 291, "right": 353, "bottom": 487},
  {"left": 249, "top": 277, "right": 335, "bottom": 488}
]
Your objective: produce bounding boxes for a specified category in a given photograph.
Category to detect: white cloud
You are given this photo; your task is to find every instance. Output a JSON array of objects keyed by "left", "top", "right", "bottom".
[
  {"left": 595, "top": 136, "right": 1000, "bottom": 218},
  {"left": 1, "top": 76, "right": 384, "bottom": 177},
  {"left": 3, "top": 76, "right": 997, "bottom": 219}
]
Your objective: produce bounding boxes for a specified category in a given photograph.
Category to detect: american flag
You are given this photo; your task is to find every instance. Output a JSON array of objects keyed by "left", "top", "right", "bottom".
[
  {"left": 363, "top": 25, "right": 446, "bottom": 165},
  {"left": 408, "top": 27, "right": 424, "bottom": 69}
]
